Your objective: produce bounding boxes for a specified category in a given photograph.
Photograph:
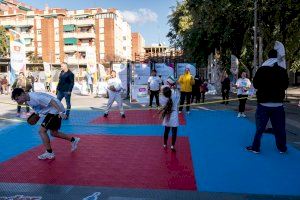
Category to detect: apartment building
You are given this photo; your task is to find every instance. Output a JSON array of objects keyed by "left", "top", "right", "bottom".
[
  {"left": 131, "top": 32, "right": 145, "bottom": 61},
  {"left": 0, "top": 3, "right": 138, "bottom": 67},
  {"left": 0, "top": 0, "right": 34, "bottom": 12}
]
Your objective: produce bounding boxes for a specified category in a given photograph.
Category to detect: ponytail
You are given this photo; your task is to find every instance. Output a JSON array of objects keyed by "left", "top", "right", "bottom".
[{"left": 160, "top": 86, "right": 173, "bottom": 120}]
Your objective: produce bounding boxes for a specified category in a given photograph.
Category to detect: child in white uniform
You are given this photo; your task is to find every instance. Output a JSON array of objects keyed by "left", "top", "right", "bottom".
[
  {"left": 161, "top": 86, "right": 180, "bottom": 151},
  {"left": 104, "top": 70, "right": 125, "bottom": 118}
]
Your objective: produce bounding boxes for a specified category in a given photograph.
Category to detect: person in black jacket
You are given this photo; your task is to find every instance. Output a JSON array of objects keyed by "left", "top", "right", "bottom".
[
  {"left": 56, "top": 62, "right": 74, "bottom": 119},
  {"left": 221, "top": 71, "right": 230, "bottom": 104},
  {"left": 191, "top": 75, "right": 202, "bottom": 103},
  {"left": 246, "top": 49, "right": 289, "bottom": 154}
]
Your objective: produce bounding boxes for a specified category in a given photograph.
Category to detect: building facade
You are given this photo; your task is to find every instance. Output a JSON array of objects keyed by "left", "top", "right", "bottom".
[
  {"left": 131, "top": 32, "right": 145, "bottom": 61},
  {"left": 0, "top": 2, "right": 139, "bottom": 67}
]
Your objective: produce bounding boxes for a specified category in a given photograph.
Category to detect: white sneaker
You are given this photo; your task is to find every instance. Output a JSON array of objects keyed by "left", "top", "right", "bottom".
[
  {"left": 38, "top": 151, "right": 55, "bottom": 160},
  {"left": 237, "top": 113, "right": 241, "bottom": 118},
  {"left": 71, "top": 137, "right": 80, "bottom": 152},
  {"left": 241, "top": 113, "right": 246, "bottom": 117},
  {"left": 187, "top": 111, "right": 190, "bottom": 115},
  {"left": 170, "top": 145, "right": 175, "bottom": 151},
  {"left": 179, "top": 111, "right": 182, "bottom": 114}
]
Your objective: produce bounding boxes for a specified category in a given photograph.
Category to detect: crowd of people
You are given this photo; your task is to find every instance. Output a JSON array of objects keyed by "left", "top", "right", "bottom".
[{"left": 5, "top": 44, "right": 299, "bottom": 159}]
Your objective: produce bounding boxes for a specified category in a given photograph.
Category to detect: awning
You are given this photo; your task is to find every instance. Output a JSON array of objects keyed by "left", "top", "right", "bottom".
[
  {"left": 63, "top": 24, "right": 76, "bottom": 32},
  {"left": 4, "top": 25, "right": 13, "bottom": 29},
  {"left": 18, "top": 6, "right": 32, "bottom": 11},
  {"left": 64, "top": 38, "right": 77, "bottom": 45},
  {"left": 24, "top": 38, "right": 32, "bottom": 45}
]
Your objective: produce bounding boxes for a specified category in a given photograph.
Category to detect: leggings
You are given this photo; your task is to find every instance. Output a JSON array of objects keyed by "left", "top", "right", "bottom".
[{"left": 164, "top": 126, "right": 178, "bottom": 146}]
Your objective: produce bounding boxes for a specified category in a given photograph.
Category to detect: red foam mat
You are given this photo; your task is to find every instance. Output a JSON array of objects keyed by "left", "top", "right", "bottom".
[
  {"left": 0, "top": 135, "right": 196, "bottom": 190},
  {"left": 90, "top": 109, "right": 186, "bottom": 125}
]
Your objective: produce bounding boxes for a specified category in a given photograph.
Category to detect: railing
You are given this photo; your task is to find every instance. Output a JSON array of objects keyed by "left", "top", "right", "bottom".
[
  {"left": 64, "top": 45, "right": 88, "bottom": 52},
  {"left": 65, "top": 57, "right": 87, "bottom": 64},
  {"left": 63, "top": 19, "right": 95, "bottom": 26},
  {"left": 63, "top": 32, "right": 95, "bottom": 38},
  {"left": 77, "top": 32, "right": 95, "bottom": 38},
  {"left": 22, "top": 32, "right": 34, "bottom": 38},
  {"left": 25, "top": 46, "right": 34, "bottom": 52}
]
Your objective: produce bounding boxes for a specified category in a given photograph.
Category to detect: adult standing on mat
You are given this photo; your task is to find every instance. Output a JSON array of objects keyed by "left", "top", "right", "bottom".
[
  {"left": 148, "top": 69, "right": 161, "bottom": 108},
  {"left": 103, "top": 70, "right": 125, "bottom": 118},
  {"left": 191, "top": 75, "right": 201, "bottom": 103},
  {"left": 11, "top": 88, "right": 80, "bottom": 160},
  {"left": 236, "top": 71, "right": 251, "bottom": 117},
  {"left": 246, "top": 49, "right": 289, "bottom": 154},
  {"left": 56, "top": 62, "right": 74, "bottom": 120},
  {"left": 221, "top": 71, "right": 231, "bottom": 104},
  {"left": 178, "top": 67, "right": 195, "bottom": 114}
]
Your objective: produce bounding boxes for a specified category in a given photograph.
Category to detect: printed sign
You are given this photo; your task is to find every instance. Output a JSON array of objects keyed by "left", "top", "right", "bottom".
[{"left": 131, "top": 84, "right": 149, "bottom": 103}]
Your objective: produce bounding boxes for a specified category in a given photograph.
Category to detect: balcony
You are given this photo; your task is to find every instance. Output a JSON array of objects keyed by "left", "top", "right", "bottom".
[
  {"left": 63, "top": 18, "right": 95, "bottom": 26},
  {"left": 65, "top": 57, "right": 87, "bottom": 65},
  {"left": 25, "top": 46, "right": 35, "bottom": 52},
  {"left": 77, "top": 32, "right": 95, "bottom": 38},
  {"left": 21, "top": 32, "right": 34, "bottom": 39},
  {"left": 64, "top": 45, "right": 88, "bottom": 52},
  {"left": 0, "top": 19, "right": 34, "bottom": 28},
  {"left": 63, "top": 32, "right": 77, "bottom": 38},
  {"left": 76, "top": 19, "right": 95, "bottom": 26},
  {"left": 16, "top": 19, "right": 34, "bottom": 27},
  {"left": 63, "top": 32, "right": 95, "bottom": 39}
]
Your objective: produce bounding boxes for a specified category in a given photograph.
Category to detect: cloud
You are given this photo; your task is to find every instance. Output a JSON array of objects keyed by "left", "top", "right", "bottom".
[{"left": 121, "top": 8, "right": 158, "bottom": 24}]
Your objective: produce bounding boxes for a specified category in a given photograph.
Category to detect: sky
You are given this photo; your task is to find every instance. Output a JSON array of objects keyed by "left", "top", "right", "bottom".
[{"left": 20, "top": 0, "right": 180, "bottom": 46}]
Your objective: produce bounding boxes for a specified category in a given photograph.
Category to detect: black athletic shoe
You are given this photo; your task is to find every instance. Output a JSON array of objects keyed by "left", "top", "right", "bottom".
[
  {"left": 121, "top": 114, "right": 126, "bottom": 118},
  {"left": 103, "top": 113, "right": 108, "bottom": 118},
  {"left": 246, "top": 146, "right": 260, "bottom": 154}
]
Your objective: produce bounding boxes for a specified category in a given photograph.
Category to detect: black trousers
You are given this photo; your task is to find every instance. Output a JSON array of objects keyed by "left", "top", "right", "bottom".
[
  {"left": 164, "top": 126, "right": 178, "bottom": 146},
  {"left": 238, "top": 94, "right": 248, "bottom": 112},
  {"left": 222, "top": 89, "right": 229, "bottom": 104},
  {"left": 149, "top": 90, "right": 160, "bottom": 106},
  {"left": 252, "top": 104, "right": 287, "bottom": 152},
  {"left": 179, "top": 92, "right": 192, "bottom": 111},
  {"left": 191, "top": 92, "right": 201, "bottom": 103}
]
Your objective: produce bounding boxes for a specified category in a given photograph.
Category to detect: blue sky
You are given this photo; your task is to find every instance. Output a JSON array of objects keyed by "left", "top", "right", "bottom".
[{"left": 21, "top": 0, "right": 180, "bottom": 46}]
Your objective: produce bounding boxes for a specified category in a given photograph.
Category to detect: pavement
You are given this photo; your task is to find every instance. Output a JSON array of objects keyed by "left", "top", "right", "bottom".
[{"left": 0, "top": 87, "right": 299, "bottom": 200}]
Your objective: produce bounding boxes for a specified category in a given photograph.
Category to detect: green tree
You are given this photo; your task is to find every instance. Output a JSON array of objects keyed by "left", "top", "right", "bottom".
[
  {"left": 168, "top": 0, "right": 300, "bottom": 73},
  {"left": 27, "top": 52, "right": 43, "bottom": 63},
  {"left": 0, "top": 26, "right": 9, "bottom": 57}
]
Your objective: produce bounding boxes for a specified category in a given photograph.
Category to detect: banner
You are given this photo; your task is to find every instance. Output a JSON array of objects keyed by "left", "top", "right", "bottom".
[
  {"left": 155, "top": 63, "right": 174, "bottom": 84},
  {"left": 43, "top": 62, "right": 51, "bottom": 74},
  {"left": 133, "top": 63, "right": 150, "bottom": 85},
  {"left": 176, "top": 63, "right": 196, "bottom": 77},
  {"left": 113, "top": 63, "right": 128, "bottom": 94},
  {"left": 131, "top": 84, "right": 149, "bottom": 103},
  {"left": 9, "top": 29, "right": 26, "bottom": 84}
]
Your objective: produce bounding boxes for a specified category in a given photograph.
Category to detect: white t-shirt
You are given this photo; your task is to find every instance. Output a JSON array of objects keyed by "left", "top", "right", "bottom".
[
  {"left": 107, "top": 77, "right": 123, "bottom": 92},
  {"left": 236, "top": 78, "right": 251, "bottom": 95},
  {"left": 148, "top": 76, "right": 161, "bottom": 91},
  {"left": 27, "top": 92, "right": 65, "bottom": 115},
  {"left": 161, "top": 89, "right": 180, "bottom": 127}
]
